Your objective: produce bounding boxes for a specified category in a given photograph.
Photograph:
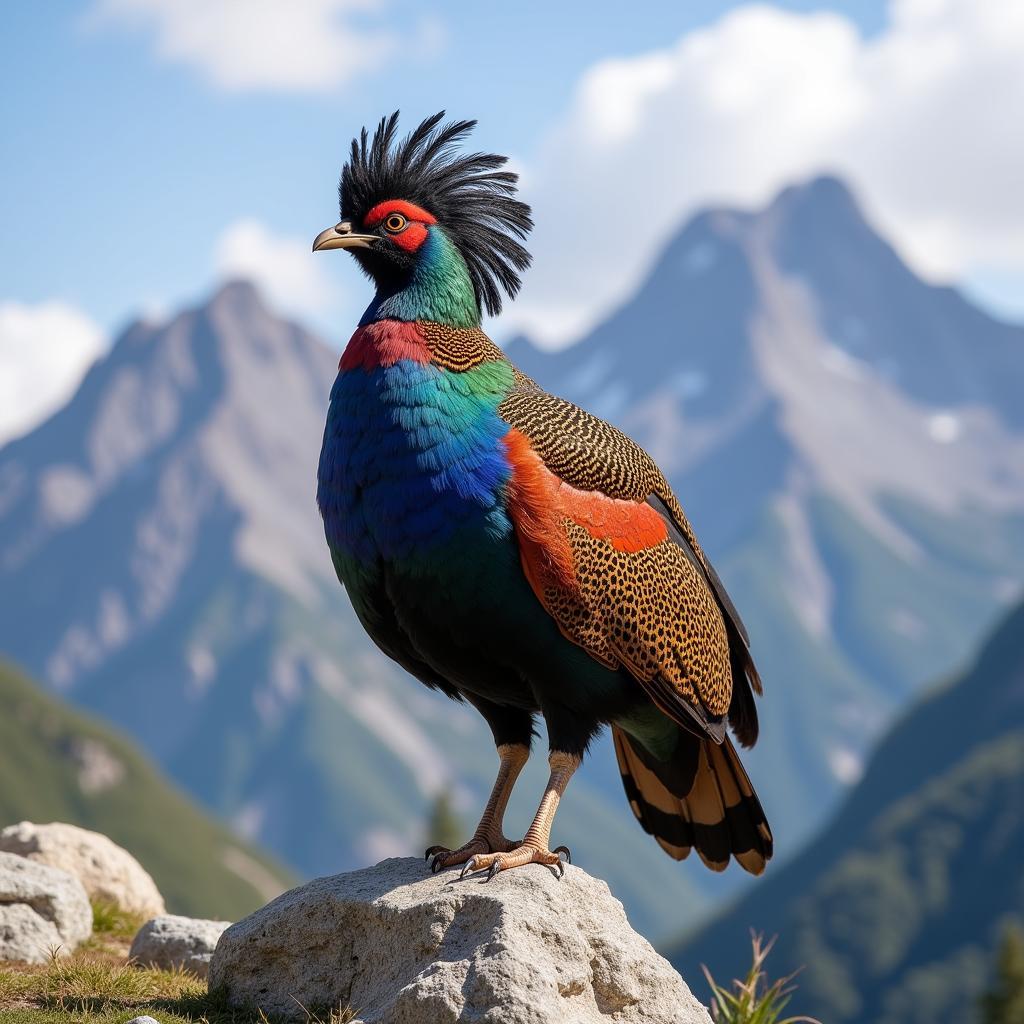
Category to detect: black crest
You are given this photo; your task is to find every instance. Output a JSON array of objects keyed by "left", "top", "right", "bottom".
[{"left": 341, "top": 111, "right": 533, "bottom": 317}]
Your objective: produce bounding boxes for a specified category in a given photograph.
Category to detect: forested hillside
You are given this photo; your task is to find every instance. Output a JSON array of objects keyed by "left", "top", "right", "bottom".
[{"left": 668, "top": 599, "right": 1024, "bottom": 1023}]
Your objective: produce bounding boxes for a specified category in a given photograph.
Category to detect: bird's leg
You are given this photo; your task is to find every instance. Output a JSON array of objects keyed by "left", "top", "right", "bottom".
[
  {"left": 460, "top": 750, "right": 580, "bottom": 880},
  {"left": 425, "top": 742, "right": 529, "bottom": 872}
]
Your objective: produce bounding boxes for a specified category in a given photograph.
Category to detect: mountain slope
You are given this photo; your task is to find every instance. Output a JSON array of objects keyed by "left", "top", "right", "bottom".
[
  {"left": 507, "top": 175, "right": 1024, "bottom": 857},
  {"left": 4, "top": 174, "right": 1023, "bottom": 938},
  {"left": 0, "top": 658, "right": 293, "bottom": 919},
  {"left": 0, "top": 281, "right": 705, "bottom": 941},
  {"left": 667, "top": 598, "right": 1024, "bottom": 1024}
]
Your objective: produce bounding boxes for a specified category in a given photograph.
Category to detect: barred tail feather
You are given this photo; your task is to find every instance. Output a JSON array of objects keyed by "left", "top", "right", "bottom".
[{"left": 613, "top": 725, "right": 773, "bottom": 875}]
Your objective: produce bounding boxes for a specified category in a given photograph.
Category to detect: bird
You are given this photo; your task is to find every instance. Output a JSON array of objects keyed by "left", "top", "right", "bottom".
[{"left": 314, "top": 111, "right": 772, "bottom": 881}]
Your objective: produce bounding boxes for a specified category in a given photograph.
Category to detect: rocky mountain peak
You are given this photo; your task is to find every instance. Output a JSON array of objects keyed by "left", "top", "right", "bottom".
[
  {"left": 2, "top": 180, "right": 1022, "bottom": 943},
  {"left": 767, "top": 173, "right": 864, "bottom": 226},
  {"left": 509, "top": 175, "right": 1024, "bottom": 531},
  {"left": 0, "top": 280, "right": 338, "bottom": 692},
  {"left": 503, "top": 175, "right": 1024, "bottom": 863}
]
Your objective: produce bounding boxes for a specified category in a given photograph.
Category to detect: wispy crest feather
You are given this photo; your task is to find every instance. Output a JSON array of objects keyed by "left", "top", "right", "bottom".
[{"left": 340, "top": 111, "right": 533, "bottom": 317}]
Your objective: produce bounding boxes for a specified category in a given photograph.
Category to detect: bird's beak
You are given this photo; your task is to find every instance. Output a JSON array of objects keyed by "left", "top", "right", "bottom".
[{"left": 312, "top": 221, "right": 378, "bottom": 252}]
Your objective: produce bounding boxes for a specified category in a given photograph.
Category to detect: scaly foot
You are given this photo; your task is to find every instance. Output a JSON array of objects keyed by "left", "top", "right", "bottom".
[
  {"left": 424, "top": 834, "right": 519, "bottom": 874},
  {"left": 459, "top": 842, "right": 572, "bottom": 881},
  {"left": 425, "top": 742, "right": 531, "bottom": 874}
]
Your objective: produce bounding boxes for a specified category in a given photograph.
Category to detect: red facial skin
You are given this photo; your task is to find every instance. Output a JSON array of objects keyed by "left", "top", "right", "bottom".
[{"left": 363, "top": 199, "right": 436, "bottom": 253}]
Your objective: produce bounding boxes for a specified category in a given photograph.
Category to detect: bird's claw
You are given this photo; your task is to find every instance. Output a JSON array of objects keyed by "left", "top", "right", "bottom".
[
  {"left": 454, "top": 843, "right": 567, "bottom": 880},
  {"left": 458, "top": 854, "right": 501, "bottom": 882},
  {"left": 425, "top": 835, "right": 520, "bottom": 874},
  {"left": 424, "top": 845, "right": 451, "bottom": 873}
]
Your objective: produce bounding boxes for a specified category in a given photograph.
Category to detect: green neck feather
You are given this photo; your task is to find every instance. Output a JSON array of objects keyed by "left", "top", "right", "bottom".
[{"left": 361, "top": 228, "right": 480, "bottom": 327}]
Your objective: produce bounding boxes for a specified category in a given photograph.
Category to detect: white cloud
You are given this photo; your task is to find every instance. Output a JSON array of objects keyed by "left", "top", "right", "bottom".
[
  {"left": 827, "top": 744, "right": 865, "bottom": 785},
  {"left": 89, "top": 0, "right": 396, "bottom": 93},
  {"left": 513, "top": 0, "right": 1024, "bottom": 345},
  {"left": 0, "top": 301, "right": 105, "bottom": 445},
  {"left": 215, "top": 218, "right": 336, "bottom": 316}
]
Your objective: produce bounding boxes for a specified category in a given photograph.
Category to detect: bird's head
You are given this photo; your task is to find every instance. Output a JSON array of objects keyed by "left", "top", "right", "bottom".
[{"left": 313, "top": 112, "right": 533, "bottom": 325}]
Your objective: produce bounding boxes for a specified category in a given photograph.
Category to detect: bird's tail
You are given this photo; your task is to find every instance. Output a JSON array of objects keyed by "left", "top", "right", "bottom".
[{"left": 613, "top": 725, "right": 773, "bottom": 875}]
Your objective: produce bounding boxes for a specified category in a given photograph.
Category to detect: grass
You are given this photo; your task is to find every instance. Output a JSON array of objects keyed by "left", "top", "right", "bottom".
[
  {"left": 0, "top": 954, "right": 359, "bottom": 1024},
  {"left": 0, "top": 951, "right": 208, "bottom": 1023},
  {"left": 702, "top": 933, "right": 820, "bottom": 1024},
  {"left": 78, "top": 903, "right": 147, "bottom": 959},
  {"left": 0, "top": 904, "right": 358, "bottom": 1024}
]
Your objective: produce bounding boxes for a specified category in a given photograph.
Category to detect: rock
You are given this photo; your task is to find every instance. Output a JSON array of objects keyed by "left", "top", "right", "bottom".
[
  {"left": 0, "top": 904, "right": 65, "bottom": 962},
  {"left": 125, "top": 1018, "right": 162, "bottom": 1024},
  {"left": 0, "top": 821, "right": 165, "bottom": 918},
  {"left": 0, "top": 851, "right": 93, "bottom": 962},
  {"left": 210, "top": 857, "right": 711, "bottom": 1024},
  {"left": 130, "top": 915, "right": 231, "bottom": 978}
]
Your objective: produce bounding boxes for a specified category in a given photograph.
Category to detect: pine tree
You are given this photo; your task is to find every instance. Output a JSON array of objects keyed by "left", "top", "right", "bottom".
[
  {"left": 980, "top": 923, "right": 1024, "bottom": 1024},
  {"left": 425, "top": 791, "right": 463, "bottom": 852}
]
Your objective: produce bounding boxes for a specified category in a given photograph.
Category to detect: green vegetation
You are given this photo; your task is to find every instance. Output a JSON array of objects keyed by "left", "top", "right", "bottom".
[
  {"left": 0, "top": 955, "right": 356, "bottom": 1024},
  {"left": 0, "top": 660, "right": 295, "bottom": 920},
  {"left": 703, "top": 935, "right": 819, "bottom": 1024},
  {"left": 980, "top": 923, "right": 1024, "bottom": 1024},
  {"left": 669, "top": 599, "right": 1024, "bottom": 1023},
  {"left": 424, "top": 791, "right": 463, "bottom": 852},
  {"left": 88, "top": 903, "right": 146, "bottom": 946},
  {"left": 0, "top": 911, "right": 357, "bottom": 1024},
  {"left": 74, "top": 901, "right": 149, "bottom": 963},
  {"left": 0, "top": 952, "right": 201, "bottom": 1022}
]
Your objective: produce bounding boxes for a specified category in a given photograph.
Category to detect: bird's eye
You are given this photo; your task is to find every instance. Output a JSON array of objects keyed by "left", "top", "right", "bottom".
[{"left": 383, "top": 213, "right": 408, "bottom": 233}]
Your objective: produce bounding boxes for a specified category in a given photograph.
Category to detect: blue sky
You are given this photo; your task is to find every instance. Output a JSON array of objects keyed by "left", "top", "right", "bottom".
[
  {"left": 2, "top": 0, "right": 1022, "bottom": 441},
  {"left": 2, "top": 1, "right": 884, "bottom": 328}
]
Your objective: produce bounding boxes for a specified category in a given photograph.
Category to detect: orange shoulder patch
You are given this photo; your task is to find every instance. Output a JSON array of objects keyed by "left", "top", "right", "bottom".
[
  {"left": 558, "top": 486, "right": 668, "bottom": 553},
  {"left": 502, "top": 427, "right": 669, "bottom": 600},
  {"left": 502, "top": 428, "right": 576, "bottom": 594}
]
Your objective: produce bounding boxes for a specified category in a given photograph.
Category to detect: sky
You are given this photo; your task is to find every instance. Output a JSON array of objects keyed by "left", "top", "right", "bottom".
[{"left": 2, "top": 0, "right": 1023, "bottom": 443}]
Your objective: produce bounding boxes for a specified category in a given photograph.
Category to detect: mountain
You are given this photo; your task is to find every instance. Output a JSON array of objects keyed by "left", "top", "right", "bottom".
[
  {"left": 507, "top": 175, "right": 1024, "bottom": 857},
  {"left": 0, "top": 658, "right": 293, "bottom": 919},
  {"left": 3, "top": 173, "right": 1023, "bottom": 941},
  {"left": 667, "top": 597, "right": 1024, "bottom": 1024},
  {"left": 0, "top": 280, "right": 706, "bottom": 941}
]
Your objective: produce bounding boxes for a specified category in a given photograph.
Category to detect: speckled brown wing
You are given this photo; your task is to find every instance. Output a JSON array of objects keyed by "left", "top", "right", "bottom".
[
  {"left": 499, "top": 386, "right": 755, "bottom": 741},
  {"left": 499, "top": 388, "right": 753, "bottom": 646}
]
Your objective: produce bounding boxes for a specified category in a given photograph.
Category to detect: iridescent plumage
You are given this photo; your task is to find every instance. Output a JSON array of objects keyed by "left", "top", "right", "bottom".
[{"left": 315, "top": 113, "right": 772, "bottom": 878}]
